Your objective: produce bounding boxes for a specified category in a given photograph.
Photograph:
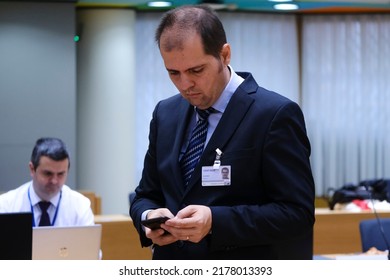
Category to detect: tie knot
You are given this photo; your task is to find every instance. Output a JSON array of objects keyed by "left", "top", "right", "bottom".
[
  {"left": 38, "top": 201, "right": 51, "bottom": 211},
  {"left": 196, "top": 107, "right": 214, "bottom": 121}
]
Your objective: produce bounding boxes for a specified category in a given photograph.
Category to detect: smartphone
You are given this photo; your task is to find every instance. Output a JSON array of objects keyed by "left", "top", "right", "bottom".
[{"left": 141, "top": 216, "right": 170, "bottom": 230}]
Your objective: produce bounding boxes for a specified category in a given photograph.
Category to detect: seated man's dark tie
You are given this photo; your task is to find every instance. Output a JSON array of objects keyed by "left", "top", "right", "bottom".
[
  {"left": 181, "top": 107, "right": 214, "bottom": 187},
  {"left": 38, "top": 201, "right": 51, "bottom": 226}
]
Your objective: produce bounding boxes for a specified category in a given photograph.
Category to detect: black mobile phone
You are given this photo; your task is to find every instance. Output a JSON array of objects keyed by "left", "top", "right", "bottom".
[{"left": 141, "top": 216, "right": 170, "bottom": 230}]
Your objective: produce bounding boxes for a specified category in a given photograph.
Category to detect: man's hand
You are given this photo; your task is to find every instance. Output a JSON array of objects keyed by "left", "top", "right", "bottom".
[
  {"left": 143, "top": 208, "right": 178, "bottom": 246},
  {"left": 161, "top": 205, "right": 212, "bottom": 243}
]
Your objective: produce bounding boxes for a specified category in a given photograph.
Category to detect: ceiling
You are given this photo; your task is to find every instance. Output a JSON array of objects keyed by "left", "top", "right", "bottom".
[{"left": 76, "top": 0, "right": 390, "bottom": 13}]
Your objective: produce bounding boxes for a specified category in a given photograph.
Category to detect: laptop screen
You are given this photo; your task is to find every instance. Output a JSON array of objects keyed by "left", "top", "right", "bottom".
[
  {"left": 0, "top": 212, "right": 33, "bottom": 260},
  {"left": 32, "top": 224, "right": 102, "bottom": 260}
]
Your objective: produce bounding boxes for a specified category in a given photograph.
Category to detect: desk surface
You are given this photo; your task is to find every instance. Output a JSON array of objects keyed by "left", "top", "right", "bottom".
[
  {"left": 94, "top": 214, "right": 152, "bottom": 260},
  {"left": 315, "top": 208, "right": 390, "bottom": 215},
  {"left": 94, "top": 214, "right": 132, "bottom": 223}
]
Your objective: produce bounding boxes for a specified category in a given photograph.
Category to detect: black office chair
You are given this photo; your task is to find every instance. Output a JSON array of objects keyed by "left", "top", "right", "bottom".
[
  {"left": 359, "top": 218, "right": 390, "bottom": 252},
  {"left": 128, "top": 191, "right": 136, "bottom": 206}
]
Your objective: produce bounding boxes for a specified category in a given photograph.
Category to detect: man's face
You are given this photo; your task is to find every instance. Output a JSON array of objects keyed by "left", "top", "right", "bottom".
[
  {"left": 29, "top": 156, "right": 69, "bottom": 201},
  {"left": 221, "top": 168, "right": 229, "bottom": 178},
  {"left": 160, "top": 32, "right": 231, "bottom": 110}
]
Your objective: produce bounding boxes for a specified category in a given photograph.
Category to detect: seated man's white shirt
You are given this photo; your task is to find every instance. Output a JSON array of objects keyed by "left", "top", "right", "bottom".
[{"left": 0, "top": 181, "right": 94, "bottom": 226}]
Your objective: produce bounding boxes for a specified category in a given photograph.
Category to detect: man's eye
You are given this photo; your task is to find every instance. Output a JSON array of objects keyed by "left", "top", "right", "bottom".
[{"left": 191, "top": 68, "right": 203, "bottom": 74}]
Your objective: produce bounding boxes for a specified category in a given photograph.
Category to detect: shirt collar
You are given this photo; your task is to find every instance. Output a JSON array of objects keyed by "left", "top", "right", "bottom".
[
  {"left": 212, "top": 65, "right": 244, "bottom": 113},
  {"left": 29, "top": 181, "right": 62, "bottom": 207}
]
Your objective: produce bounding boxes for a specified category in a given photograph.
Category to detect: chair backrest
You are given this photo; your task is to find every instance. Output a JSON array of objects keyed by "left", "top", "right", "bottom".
[
  {"left": 359, "top": 218, "right": 390, "bottom": 252},
  {"left": 129, "top": 191, "right": 136, "bottom": 206}
]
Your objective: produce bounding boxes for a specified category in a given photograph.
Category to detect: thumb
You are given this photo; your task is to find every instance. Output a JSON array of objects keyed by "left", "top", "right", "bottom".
[{"left": 175, "top": 205, "right": 196, "bottom": 219}]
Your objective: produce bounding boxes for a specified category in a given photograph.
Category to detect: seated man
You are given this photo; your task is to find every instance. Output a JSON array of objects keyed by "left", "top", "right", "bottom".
[{"left": 0, "top": 137, "right": 94, "bottom": 226}]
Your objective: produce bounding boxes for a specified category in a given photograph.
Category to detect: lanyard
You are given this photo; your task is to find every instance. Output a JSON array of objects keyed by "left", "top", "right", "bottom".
[{"left": 28, "top": 184, "right": 62, "bottom": 227}]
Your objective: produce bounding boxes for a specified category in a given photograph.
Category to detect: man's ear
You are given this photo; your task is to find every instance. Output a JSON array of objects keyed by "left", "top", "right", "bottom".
[
  {"left": 220, "top": 43, "right": 231, "bottom": 65},
  {"left": 28, "top": 161, "right": 35, "bottom": 176}
]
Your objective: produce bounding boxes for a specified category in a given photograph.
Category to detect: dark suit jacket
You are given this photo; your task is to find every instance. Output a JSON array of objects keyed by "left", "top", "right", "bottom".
[{"left": 130, "top": 72, "right": 315, "bottom": 260}]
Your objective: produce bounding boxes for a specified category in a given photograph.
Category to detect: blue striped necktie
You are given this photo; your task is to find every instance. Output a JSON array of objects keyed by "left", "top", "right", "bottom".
[{"left": 181, "top": 107, "right": 214, "bottom": 187}]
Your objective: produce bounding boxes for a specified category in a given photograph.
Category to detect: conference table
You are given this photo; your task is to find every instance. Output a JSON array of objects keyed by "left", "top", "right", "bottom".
[{"left": 94, "top": 209, "right": 390, "bottom": 259}]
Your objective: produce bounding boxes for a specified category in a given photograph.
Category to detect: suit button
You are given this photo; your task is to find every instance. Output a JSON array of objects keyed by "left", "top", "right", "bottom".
[{"left": 224, "top": 246, "right": 237, "bottom": 251}]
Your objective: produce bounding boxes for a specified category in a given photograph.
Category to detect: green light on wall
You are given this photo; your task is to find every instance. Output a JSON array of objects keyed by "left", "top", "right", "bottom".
[{"left": 74, "top": 35, "right": 80, "bottom": 42}]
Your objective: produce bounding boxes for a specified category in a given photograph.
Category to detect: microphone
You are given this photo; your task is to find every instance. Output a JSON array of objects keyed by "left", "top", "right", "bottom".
[{"left": 364, "top": 183, "right": 390, "bottom": 260}]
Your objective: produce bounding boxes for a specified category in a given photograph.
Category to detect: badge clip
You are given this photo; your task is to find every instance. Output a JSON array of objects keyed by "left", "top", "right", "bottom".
[{"left": 213, "top": 148, "right": 223, "bottom": 169}]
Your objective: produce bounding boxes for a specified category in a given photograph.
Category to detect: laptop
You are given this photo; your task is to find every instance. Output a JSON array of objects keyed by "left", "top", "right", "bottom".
[
  {"left": 0, "top": 212, "right": 33, "bottom": 260},
  {"left": 32, "top": 224, "right": 102, "bottom": 260}
]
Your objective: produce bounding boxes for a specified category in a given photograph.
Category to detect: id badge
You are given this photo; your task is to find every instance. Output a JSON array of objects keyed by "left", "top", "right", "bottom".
[{"left": 201, "top": 165, "right": 231, "bottom": 186}]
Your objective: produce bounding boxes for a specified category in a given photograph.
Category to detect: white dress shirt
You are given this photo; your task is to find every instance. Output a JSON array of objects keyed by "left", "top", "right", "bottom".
[{"left": 0, "top": 181, "right": 94, "bottom": 227}]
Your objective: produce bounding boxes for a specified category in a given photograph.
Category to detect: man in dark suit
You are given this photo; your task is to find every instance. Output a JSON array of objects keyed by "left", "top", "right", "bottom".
[{"left": 130, "top": 5, "right": 315, "bottom": 260}]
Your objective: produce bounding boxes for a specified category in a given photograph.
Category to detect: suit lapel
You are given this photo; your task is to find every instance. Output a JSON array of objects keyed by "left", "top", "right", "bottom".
[{"left": 171, "top": 100, "right": 193, "bottom": 194}]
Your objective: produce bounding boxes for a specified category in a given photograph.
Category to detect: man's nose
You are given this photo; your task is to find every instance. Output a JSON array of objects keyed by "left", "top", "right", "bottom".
[
  {"left": 180, "top": 74, "right": 195, "bottom": 91},
  {"left": 50, "top": 176, "right": 59, "bottom": 184}
]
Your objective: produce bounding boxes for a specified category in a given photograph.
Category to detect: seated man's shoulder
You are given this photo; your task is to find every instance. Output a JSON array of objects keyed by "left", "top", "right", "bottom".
[
  {"left": 0, "top": 183, "right": 29, "bottom": 211},
  {"left": 62, "top": 185, "right": 89, "bottom": 199}
]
